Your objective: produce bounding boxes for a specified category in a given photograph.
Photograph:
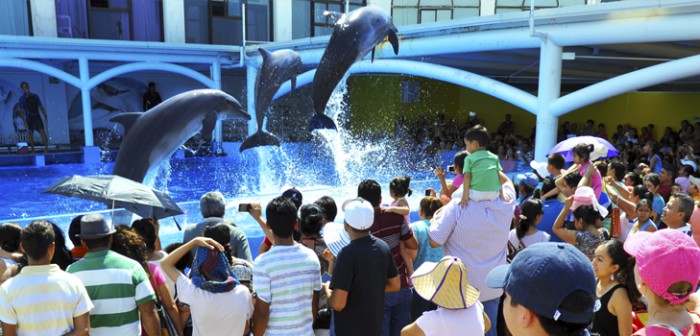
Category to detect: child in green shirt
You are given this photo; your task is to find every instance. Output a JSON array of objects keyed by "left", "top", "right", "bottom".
[{"left": 459, "top": 125, "right": 509, "bottom": 207}]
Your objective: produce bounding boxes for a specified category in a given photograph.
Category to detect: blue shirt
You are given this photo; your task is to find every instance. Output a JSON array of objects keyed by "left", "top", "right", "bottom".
[
  {"left": 411, "top": 219, "right": 443, "bottom": 270},
  {"left": 540, "top": 198, "right": 565, "bottom": 243}
]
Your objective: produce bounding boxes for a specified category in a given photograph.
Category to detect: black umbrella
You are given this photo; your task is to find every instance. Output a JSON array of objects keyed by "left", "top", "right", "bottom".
[{"left": 43, "top": 175, "right": 184, "bottom": 226}]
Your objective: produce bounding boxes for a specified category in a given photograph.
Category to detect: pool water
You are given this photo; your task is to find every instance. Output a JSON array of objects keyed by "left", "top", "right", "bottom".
[{"left": 0, "top": 142, "right": 459, "bottom": 253}]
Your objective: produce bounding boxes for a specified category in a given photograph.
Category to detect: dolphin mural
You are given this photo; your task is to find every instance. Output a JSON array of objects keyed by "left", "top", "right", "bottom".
[
  {"left": 240, "top": 47, "right": 302, "bottom": 152},
  {"left": 110, "top": 89, "right": 250, "bottom": 182},
  {"left": 310, "top": 6, "right": 399, "bottom": 131}
]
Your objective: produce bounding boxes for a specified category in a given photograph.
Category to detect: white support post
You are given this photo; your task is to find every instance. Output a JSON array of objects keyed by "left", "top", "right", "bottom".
[
  {"left": 163, "top": 0, "right": 185, "bottom": 43},
  {"left": 246, "top": 64, "right": 257, "bottom": 137},
  {"left": 29, "top": 0, "right": 57, "bottom": 37},
  {"left": 210, "top": 61, "right": 222, "bottom": 148},
  {"left": 534, "top": 39, "right": 562, "bottom": 162},
  {"left": 79, "top": 57, "right": 93, "bottom": 147}
]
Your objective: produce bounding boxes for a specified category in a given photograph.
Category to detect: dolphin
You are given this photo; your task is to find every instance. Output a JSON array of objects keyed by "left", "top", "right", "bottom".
[
  {"left": 240, "top": 48, "right": 302, "bottom": 152},
  {"left": 110, "top": 89, "right": 250, "bottom": 183},
  {"left": 310, "top": 6, "right": 399, "bottom": 131}
]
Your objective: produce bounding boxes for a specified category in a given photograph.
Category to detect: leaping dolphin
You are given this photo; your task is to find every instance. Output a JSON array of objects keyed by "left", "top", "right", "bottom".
[
  {"left": 240, "top": 48, "right": 302, "bottom": 152},
  {"left": 110, "top": 89, "right": 250, "bottom": 182},
  {"left": 310, "top": 6, "right": 399, "bottom": 131}
]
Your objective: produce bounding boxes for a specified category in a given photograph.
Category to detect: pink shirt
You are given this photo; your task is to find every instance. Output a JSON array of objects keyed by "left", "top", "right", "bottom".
[
  {"left": 578, "top": 162, "right": 602, "bottom": 199},
  {"left": 451, "top": 174, "right": 463, "bottom": 189}
]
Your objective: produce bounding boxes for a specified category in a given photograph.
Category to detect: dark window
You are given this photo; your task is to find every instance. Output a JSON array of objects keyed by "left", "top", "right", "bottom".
[
  {"left": 83, "top": 0, "right": 163, "bottom": 41},
  {"left": 310, "top": 0, "right": 367, "bottom": 36},
  {"left": 187, "top": 0, "right": 271, "bottom": 45}
]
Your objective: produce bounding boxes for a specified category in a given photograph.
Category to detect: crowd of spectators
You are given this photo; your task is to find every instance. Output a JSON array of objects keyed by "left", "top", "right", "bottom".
[{"left": 5, "top": 117, "right": 700, "bottom": 336}]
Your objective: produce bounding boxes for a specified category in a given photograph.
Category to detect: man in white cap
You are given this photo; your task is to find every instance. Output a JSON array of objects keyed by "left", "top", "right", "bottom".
[{"left": 322, "top": 198, "right": 400, "bottom": 336}]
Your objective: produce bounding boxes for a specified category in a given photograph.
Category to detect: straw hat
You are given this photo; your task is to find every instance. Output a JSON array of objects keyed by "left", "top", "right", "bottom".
[{"left": 411, "top": 256, "right": 480, "bottom": 309}]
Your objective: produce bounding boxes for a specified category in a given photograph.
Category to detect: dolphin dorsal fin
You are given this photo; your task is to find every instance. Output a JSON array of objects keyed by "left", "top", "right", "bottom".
[
  {"left": 109, "top": 112, "right": 143, "bottom": 136},
  {"left": 259, "top": 47, "right": 271, "bottom": 65}
]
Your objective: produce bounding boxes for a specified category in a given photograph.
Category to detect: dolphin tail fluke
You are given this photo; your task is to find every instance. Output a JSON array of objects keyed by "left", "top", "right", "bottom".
[
  {"left": 309, "top": 114, "right": 338, "bottom": 131},
  {"left": 239, "top": 131, "right": 282, "bottom": 152}
]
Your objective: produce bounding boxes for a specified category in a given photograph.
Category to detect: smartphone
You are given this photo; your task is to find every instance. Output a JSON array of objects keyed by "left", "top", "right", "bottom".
[
  {"left": 238, "top": 203, "right": 250, "bottom": 212},
  {"left": 447, "top": 165, "right": 455, "bottom": 173},
  {"left": 322, "top": 272, "right": 332, "bottom": 283},
  {"left": 425, "top": 189, "right": 431, "bottom": 196}
]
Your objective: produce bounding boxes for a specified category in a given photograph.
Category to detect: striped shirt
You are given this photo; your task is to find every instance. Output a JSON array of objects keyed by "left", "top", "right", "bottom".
[
  {"left": 253, "top": 244, "right": 321, "bottom": 336},
  {"left": 430, "top": 182, "right": 516, "bottom": 301},
  {"left": 0, "top": 264, "right": 93, "bottom": 335},
  {"left": 67, "top": 250, "right": 155, "bottom": 336},
  {"left": 370, "top": 211, "right": 414, "bottom": 287}
]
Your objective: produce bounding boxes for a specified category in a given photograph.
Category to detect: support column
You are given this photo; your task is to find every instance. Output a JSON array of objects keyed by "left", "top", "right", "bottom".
[
  {"left": 29, "top": 0, "right": 57, "bottom": 37},
  {"left": 273, "top": 0, "right": 293, "bottom": 42},
  {"left": 163, "top": 0, "right": 185, "bottom": 43},
  {"left": 534, "top": 39, "right": 562, "bottom": 162},
  {"left": 79, "top": 57, "right": 93, "bottom": 147},
  {"left": 246, "top": 64, "right": 257, "bottom": 137},
  {"left": 210, "top": 61, "right": 223, "bottom": 154}
]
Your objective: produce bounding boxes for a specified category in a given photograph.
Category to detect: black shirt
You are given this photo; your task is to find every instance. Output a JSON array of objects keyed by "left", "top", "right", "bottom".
[
  {"left": 331, "top": 235, "right": 398, "bottom": 336},
  {"left": 143, "top": 91, "right": 162, "bottom": 110}
]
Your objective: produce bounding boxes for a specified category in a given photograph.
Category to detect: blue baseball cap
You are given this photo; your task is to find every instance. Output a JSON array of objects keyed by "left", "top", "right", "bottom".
[
  {"left": 487, "top": 243, "right": 597, "bottom": 324},
  {"left": 515, "top": 172, "right": 539, "bottom": 189}
]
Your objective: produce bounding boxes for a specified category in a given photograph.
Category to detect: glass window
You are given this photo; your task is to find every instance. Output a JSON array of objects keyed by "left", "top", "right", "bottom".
[
  {"left": 83, "top": 0, "right": 162, "bottom": 41},
  {"left": 392, "top": 0, "right": 480, "bottom": 26},
  {"left": 0, "top": 0, "right": 32, "bottom": 36},
  {"left": 186, "top": 0, "right": 270, "bottom": 45},
  {"left": 495, "top": 0, "right": 585, "bottom": 13},
  {"left": 293, "top": 0, "right": 367, "bottom": 39}
]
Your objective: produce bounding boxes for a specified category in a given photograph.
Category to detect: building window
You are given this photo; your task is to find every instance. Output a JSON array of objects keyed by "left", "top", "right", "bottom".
[
  {"left": 392, "top": 0, "right": 480, "bottom": 26},
  {"left": 63, "top": 0, "right": 163, "bottom": 41},
  {"left": 495, "top": 0, "right": 585, "bottom": 13},
  {"left": 186, "top": 0, "right": 271, "bottom": 45},
  {"left": 0, "top": 0, "right": 32, "bottom": 36},
  {"left": 293, "top": 0, "right": 366, "bottom": 39}
]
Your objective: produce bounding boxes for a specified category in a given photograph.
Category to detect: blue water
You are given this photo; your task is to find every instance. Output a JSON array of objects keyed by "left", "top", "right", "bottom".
[{"left": 0, "top": 142, "right": 456, "bottom": 252}]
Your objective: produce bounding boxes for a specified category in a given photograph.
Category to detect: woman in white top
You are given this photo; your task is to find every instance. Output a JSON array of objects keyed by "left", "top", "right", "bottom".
[{"left": 507, "top": 198, "right": 550, "bottom": 258}]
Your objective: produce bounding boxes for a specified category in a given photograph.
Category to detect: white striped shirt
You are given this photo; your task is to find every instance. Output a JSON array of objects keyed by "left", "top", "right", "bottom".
[
  {"left": 430, "top": 182, "right": 516, "bottom": 301},
  {"left": 0, "top": 264, "right": 93, "bottom": 336},
  {"left": 253, "top": 244, "right": 321, "bottom": 336}
]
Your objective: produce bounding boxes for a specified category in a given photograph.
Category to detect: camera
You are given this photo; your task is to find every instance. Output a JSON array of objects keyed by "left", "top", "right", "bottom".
[
  {"left": 425, "top": 189, "right": 431, "bottom": 196},
  {"left": 447, "top": 165, "right": 455, "bottom": 173},
  {"left": 238, "top": 203, "right": 250, "bottom": 212}
]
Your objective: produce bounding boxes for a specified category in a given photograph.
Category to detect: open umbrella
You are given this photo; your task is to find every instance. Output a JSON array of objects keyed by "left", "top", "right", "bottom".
[
  {"left": 547, "top": 136, "right": 618, "bottom": 162},
  {"left": 43, "top": 175, "right": 184, "bottom": 225}
]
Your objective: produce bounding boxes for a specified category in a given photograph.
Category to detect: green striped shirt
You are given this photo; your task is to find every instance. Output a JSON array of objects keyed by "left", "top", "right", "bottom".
[{"left": 67, "top": 250, "right": 155, "bottom": 336}]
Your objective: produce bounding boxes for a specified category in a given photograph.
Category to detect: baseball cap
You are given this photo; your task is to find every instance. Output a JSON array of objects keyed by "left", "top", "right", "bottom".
[
  {"left": 323, "top": 222, "right": 350, "bottom": 257},
  {"left": 342, "top": 197, "right": 374, "bottom": 230},
  {"left": 570, "top": 186, "right": 608, "bottom": 218},
  {"left": 515, "top": 172, "right": 539, "bottom": 189},
  {"left": 624, "top": 229, "right": 700, "bottom": 304},
  {"left": 487, "top": 243, "right": 597, "bottom": 324},
  {"left": 280, "top": 187, "right": 303, "bottom": 209},
  {"left": 680, "top": 159, "right": 697, "bottom": 173},
  {"left": 689, "top": 175, "right": 700, "bottom": 191}
]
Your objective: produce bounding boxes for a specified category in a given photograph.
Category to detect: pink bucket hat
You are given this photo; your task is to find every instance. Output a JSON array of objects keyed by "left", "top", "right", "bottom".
[
  {"left": 570, "top": 186, "right": 608, "bottom": 218},
  {"left": 624, "top": 229, "right": 700, "bottom": 304}
]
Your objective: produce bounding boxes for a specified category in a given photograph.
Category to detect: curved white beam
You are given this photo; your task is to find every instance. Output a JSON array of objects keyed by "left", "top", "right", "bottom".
[
  {"left": 0, "top": 58, "right": 82, "bottom": 88},
  {"left": 551, "top": 53, "right": 700, "bottom": 117},
  {"left": 87, "top": 62, "right": 216, "bottom": 90},
  {"left": 273, "top": 59, "right": 538, "bottom": 114}
]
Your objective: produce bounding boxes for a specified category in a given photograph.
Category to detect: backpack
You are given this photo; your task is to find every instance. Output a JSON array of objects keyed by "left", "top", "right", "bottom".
[{"left": 506, "top": 239, "right": 526, "bottom": 263}]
